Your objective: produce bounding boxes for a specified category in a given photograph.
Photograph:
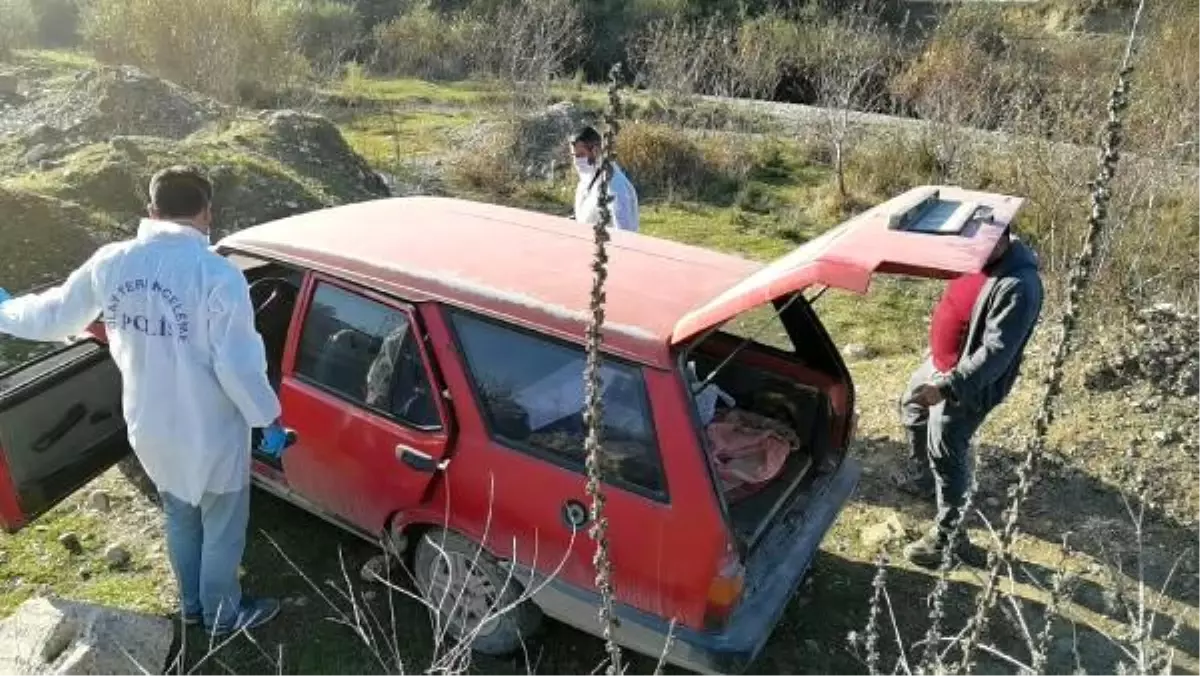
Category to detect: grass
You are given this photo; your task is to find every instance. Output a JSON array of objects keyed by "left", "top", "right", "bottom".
[
  {"left": 1, "top": 64, "right": 1197, "bottom": 676},
  {"left": 332, "top": 74, "right": 509, "bottom": 108},
  {"left": 10, "top": 48, "right": 98, "bottom": 73},
  {"left": 339, "top": 109, "right": 475, "bottom": 165},
  {"left": 0, "top": 501, "right": 172, "bottom": 618}
]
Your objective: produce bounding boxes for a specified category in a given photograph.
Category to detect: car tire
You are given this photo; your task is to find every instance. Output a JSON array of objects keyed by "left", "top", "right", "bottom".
[{"left": 412, "top": 529, "right": 543, "bottom": 656}]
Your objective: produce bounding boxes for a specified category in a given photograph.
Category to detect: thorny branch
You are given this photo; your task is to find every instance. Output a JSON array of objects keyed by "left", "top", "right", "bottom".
[
  {"left": 953, "top": 0, "right": 1147, "bottom": 671},
  {"left": 584, "top": 62, "right": 626, "bottom": 676}
]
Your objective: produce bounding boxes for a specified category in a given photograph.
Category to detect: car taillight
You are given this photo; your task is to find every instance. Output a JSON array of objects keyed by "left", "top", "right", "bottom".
[{"left": 704, "top": 543, "right": 745, "bottom": 630}]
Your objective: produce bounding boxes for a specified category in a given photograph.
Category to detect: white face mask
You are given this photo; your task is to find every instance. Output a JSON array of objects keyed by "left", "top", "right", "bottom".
[{"left": 574, "top": 156, "right": 596, "bottom": 176}]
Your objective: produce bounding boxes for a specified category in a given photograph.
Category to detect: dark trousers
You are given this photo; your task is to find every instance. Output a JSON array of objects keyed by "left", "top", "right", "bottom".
[{"left": 900, "top": 357, "right": 987, "bottom": 537}]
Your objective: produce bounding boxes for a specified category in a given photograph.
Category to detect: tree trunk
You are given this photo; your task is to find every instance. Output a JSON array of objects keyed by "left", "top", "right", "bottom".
[{"left": 834, "top": 139, "right": 846, "bottom": 199}]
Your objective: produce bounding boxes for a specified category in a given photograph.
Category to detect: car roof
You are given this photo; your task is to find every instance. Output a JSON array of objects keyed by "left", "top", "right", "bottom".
[{"left": 220, "top": 197, "right": 761, "bottom": 367}]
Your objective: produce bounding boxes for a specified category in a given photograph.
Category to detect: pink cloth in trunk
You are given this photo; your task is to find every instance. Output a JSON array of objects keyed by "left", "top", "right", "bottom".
[{"left": 706, "top": 409, "right": 799, "bottom": 494}]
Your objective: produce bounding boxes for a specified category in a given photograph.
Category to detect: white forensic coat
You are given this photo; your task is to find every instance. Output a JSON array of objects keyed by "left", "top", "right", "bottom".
[
  {"left": 0, "top": 219, "right": 281, "bottom": 505},
  {"left": 574, "top": 164, "right": 640, "bottom": 233}
]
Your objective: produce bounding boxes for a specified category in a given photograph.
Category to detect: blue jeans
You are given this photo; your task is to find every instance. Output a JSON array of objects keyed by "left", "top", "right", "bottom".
[
  {"left": 900, "top": 357, "right": 987, "bottom": 537},
  {"left": 160, "top": 486, "right": 250, "bottom": 627}
]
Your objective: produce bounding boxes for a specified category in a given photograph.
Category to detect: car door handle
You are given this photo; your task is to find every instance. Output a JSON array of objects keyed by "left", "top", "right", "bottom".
[
  {"left": 33, "top": 402, "right": 87, "bottom": 453},
  {"left": 396, "top": 445, "right": 448, "bottom": 473}
]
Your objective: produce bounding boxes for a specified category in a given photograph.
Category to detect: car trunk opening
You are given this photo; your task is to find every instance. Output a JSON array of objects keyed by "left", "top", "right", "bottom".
[
  {"left": 682, "top": 293, "right": 853, "bottom": 551},
  {"left": 670, "top": 185, "right": 1027, "bottom": 554}
]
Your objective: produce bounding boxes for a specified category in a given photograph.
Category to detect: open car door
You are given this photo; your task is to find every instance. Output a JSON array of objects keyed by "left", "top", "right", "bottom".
[
  {"left": 672, "top": 185, "right": 1026, "bottom": 344},
  {"left": 0, "top": 338, "right": 128, "bottom": 533}
]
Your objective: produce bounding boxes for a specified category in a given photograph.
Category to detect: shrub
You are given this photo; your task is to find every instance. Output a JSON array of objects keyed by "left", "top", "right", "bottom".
[
  {"left": 370, "top": 2, "right": 474, "bottom": 80},
  {"left": 277, "top": 0, "right": 361, "bottom": 77},
  {"left": 1126, "top": 0, "right": 1199, "bottom": 162},
  {"left": 82, "top": 0, "right": 309, "bottom": 103},
  {"left": 0, "top": 0, "right": 36, "bottom": 58},
  {"left": 725, "top": 11, "right": 799, "bottom": 100},
  {"left": 469, "top": 0, "right": 582, "bottom": 106},
  {"left": 845, "top": 132, "right": 940, "bottom": 200},
  {"left": 631, "top": 9, "right": 801, "bottom": 101},
  {"left": 29, "top": 0, "right": 81, "bottom": 47},
  {"left": 618, "top": 122, "right": 752, "bottom": 203},
  {"left": 450, "top": 127, "right": 523, "bottom": 196},
  {"left": 889, "top": 10, "right": 1027, "bottom": 132},
  {"left": 629, "top": 16, "right": 726, "bottom": 98}
]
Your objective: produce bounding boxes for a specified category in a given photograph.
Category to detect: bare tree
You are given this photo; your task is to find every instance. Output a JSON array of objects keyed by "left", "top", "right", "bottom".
[
  {"left": 809, "top": 11, "right": 896, "bottom": 198},
  {"left": 630, "top": 16, "right": 726, "bottom": 100},
  {"left": 471, "top": 0, "right": 583, "bottom": 111},
  {"left": 631, "top": 11, "right": 795, "bottom": 104},
  {"left": 889, "top": 5, "right": 1028, "bottom": 182}
]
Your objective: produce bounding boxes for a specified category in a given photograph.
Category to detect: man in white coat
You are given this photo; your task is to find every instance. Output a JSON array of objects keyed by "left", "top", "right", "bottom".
[
  {"left": 0, "top": 166, "right": 286, "bottom": 635},
  {"left": 571, "top": 126, "right": 639, "bottom": 233}
]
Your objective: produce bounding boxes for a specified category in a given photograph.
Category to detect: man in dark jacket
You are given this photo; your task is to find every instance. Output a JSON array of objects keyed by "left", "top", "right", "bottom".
[{"left": 896, "top": 228, "right": 1044, "bottom": 567}]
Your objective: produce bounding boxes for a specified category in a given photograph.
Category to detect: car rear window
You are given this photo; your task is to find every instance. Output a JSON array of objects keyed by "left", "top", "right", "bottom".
[{"left": 448, "top": 310, "right": 666, "bottom": 499}]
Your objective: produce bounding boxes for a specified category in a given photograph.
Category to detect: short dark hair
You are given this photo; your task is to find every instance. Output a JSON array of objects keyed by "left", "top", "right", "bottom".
[
  {"left": 149, "top": 165, "right": 213, "bottom": 219},
  {"left": 570, "top": 126, "right": 602, "bottom": 147}
]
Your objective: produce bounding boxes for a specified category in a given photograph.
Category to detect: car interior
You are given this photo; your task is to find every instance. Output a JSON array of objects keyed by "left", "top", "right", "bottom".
[
  {"left": 243, "top": 262, "right": 304, "bottom": 392},
  {"left": 237, "top": 257, "right": 440, "bottom": 430},
  {"left": 689, "top": 347, "right": 838, "bottom": 546}
]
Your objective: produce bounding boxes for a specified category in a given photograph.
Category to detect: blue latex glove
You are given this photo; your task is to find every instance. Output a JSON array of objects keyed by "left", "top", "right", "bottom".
[
  {"left": 258, "top": 422, "right": 288, "bottom": 458},
  {"left": 0, "top": 288, "right": 10, "bottom": 304}
]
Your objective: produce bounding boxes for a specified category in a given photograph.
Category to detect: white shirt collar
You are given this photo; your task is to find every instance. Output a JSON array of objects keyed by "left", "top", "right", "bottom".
[{"left": 137, "top": 218, "right": 209, "bottom": 243}]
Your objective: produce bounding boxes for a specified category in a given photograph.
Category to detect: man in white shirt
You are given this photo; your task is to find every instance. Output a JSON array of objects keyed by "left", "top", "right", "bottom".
[
  {"left": 571, "top": 126, "right": 640, "bottom": 233},
  {"left": 0, "top": 166, "right": 286, "bottom": 635}
]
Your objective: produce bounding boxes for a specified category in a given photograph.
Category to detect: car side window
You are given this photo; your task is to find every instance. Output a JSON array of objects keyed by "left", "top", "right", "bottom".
[
  {"left": 449, "top": 310, "right": 665, "bottom": 498},
  {"left": 295, "top": 282, "right": 440, "bottom": 429}
]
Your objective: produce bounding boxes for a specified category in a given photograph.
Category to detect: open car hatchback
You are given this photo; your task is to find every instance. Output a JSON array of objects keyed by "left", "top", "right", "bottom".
[{"left": 0, "top": 185, "right": 1023, "bottom": 673}]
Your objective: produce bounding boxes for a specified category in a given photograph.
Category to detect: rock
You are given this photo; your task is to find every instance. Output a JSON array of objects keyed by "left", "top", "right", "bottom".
[
  {"left": 842, "top": 343, "right": 876, "bottom": 360},
  {"left": 24, "top": 143, "right": 53, "bottom": 164},
  {"left": 1084, "top": 305, "right": 1198, "bottom": 398},
  {"left": 58, "top": 533, "right": 83, "bottom": 555},
  {"left": 0, "top": 75, "right": 19, "bottom": 96},
  {"left": 293, "top": 596, "right": 309, "bottom": 608},
  {"left": 0, "top": 596, "right": 172, "bottom": 675},
  {"left": 1152, "top": 429, "right": 1180, "bottom": 447},
  {"left": 103, "top": 545, "right": 130, "bottom": 570},
  {"left": 984, "top": 496, "right": 1002, "bottom": 509},
  {"left": 87, "top": 491, "right": 111, "bottom": 513},
  {"left": 860, "top": 514, "right": 907, "bottom": 550}
]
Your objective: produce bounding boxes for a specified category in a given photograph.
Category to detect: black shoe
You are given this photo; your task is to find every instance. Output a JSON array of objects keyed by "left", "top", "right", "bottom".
[{"left": 903, "top": 531, "right": 979, "bottom": 569}]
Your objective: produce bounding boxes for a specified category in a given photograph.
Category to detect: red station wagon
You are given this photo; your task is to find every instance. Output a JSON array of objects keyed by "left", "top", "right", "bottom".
[{"left": 0, "top": 186, "right": 1021, "bottom": 673}]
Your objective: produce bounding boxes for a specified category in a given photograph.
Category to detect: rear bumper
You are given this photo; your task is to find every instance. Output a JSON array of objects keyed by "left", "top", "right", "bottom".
[{"left": 522, "top": 457, "right": 861, "bottom": 674}]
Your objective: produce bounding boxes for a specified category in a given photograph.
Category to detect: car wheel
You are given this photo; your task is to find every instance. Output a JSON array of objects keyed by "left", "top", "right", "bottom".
[{"left": 413, "top": 529, "right": 543, "bottom": 656}]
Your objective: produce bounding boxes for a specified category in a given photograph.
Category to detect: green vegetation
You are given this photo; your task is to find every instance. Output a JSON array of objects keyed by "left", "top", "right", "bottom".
[{"left": 0, "top": 0, "right": 35, "bottom": 58}]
